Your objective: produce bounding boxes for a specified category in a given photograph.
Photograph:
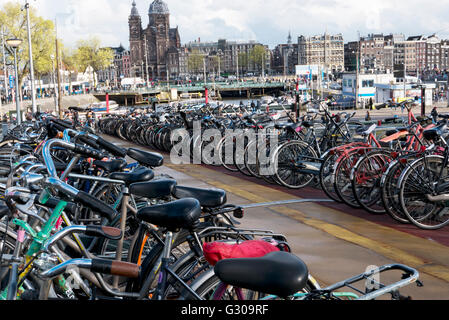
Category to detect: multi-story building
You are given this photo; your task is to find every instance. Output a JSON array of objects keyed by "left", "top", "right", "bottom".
[
  {"left": 383, "top": 45, "right": 394, "bottom": 73},
  {"left": 184, "top": 39, "right": 271, "bottom": 76},
  {"left": 298, "top": 33, "right": 345, "bottom": 74},
  {"left": 272, "top": 32, "right": 298, "bottom": 75},
  {"left": 342, "top": 33, "right": 449, "bottom": 77},
  {"left": 441, "top": 40, "right": 449, "bottom": 72},
  {"left": 359, "top": 34, "right": 386, "bottom": 72},
  {"left": 344, "top": 41, "right": 359, "bottom": 72},
  {"left": 425, "top": 35, "right": 442, "bottom": 71},
  {"left": 97, "top": 45, "right": 131, "bottom": 86},
  {"left": 128, "top": 0, "right": 181, "bottom": 79}
]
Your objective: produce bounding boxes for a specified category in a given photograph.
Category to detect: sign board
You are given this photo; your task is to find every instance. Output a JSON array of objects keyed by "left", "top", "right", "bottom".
[
  {"left": 296, "top": 65, "right": 320, "bottom": 76},
  {"left": 295, "top": 65, "right": 325, "bottom": 81},
  {"left": 9, "top": 75, "right": 14, "bottom": 89}
]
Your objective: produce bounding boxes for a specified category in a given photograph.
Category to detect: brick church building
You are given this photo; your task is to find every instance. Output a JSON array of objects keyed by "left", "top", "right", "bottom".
[{"left": 128, "top": 0, "right": 181, "bottom": 79}]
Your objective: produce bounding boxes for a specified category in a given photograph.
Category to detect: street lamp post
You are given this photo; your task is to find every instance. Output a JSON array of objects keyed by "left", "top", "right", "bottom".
[
  {"left": 50, "top": 55, "right": 58, "bottom": 111},
  {"left": 6, "top": 38, "right": 23, "bottom": 125},
  {"left": 24, "top": 1, "right": 37, "bottom": 114},
  {"left": 0, "top": 28, "right": 7, "bottom": 110},
  {"left": 236, "top": 49, "right": 239, "bottom": 80}
]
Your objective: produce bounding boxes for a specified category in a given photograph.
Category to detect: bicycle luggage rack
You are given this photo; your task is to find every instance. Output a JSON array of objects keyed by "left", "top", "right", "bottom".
[{"left": 319, "top": 263, "right": 421, "bottom": 300}]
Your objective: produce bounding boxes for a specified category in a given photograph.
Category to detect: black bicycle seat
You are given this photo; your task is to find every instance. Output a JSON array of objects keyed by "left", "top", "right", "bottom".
[
  {"left": 137, "top": 198, "right": 201, "bottom": 231},
  {"left": 173, "top": 186, "right": 227, "bottom": 208},
  {"left": 423, "top": 123, "right": 447, "bottom": 141},
  {"left": 214, "top": 251, "right": 309, "bottom": 298},
  {"left": 93, "top": 159, "right": 127, "bottom": 173},
  {"left": 129, "top": 179, "right": 177, "bottom": 199},
  {"left": 385, "top": 129, "right": 399, "bottom": 137},
  {"left": 127, "top": 148, "right": 164, "bottom": 168},
  {"left": 109, "top": 167, "right": 154, "bottom": 186}
]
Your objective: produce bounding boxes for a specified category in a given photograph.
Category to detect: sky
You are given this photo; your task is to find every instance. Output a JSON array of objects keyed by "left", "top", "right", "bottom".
[{"left": 2, "top": 0, "right": 449, "bottom": 49}]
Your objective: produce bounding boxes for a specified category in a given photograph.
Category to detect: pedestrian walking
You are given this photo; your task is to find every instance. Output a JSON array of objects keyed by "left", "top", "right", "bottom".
[
  {"left": 251, "top": 101, "right": 256, "bottom": 112},
  {"left": 431, "top": 107, "right": 438, "bottom": 123},
  {"left": 365, "top": 111, "right": 372, "bottom": 122}
]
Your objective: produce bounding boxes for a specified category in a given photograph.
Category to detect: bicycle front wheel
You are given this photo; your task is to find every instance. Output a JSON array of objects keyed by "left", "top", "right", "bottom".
[
  {"left": 273, "top": 141, "right": 318, "bottom": 189},
  {"left": 352, "top": 150, "right": 392, "bottom": 214},
  {"left": 399, "top": 155, "right": 449, "bottom": 230}
]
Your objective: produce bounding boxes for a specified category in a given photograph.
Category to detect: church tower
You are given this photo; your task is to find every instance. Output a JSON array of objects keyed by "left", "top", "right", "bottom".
[
  {"left": 148, "top": 0, "right": 170, "bottom": 76},
  {"left": 128, "top": 0, "right": 180, "bottom": 79},
  {"left": 129, "top": 1, "right": 143, "bottom": 76}
]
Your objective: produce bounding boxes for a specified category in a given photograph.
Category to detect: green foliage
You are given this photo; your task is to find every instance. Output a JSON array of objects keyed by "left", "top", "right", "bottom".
[
  {"left": 61, "top": 45, "right": 78, "bottom": 73},
  {"left": 73, "top": 37, "right": 114, "bottom": 73},
  {"left": 238, "top": 52, "right": 249, "bottom": 68},
  {"left": 187, "top": 49, "right": 204, "bottom": 74},
  {"left": 0, "top": 1, "right": 56, "bottom": 85},
  {"left": 250, "top": 44, "right": 267, "bottom": 69}
]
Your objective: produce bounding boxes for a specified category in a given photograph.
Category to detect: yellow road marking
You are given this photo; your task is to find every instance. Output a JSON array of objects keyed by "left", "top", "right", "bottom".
[{"left": 167, "top": 163, "right": 449, "bottom": 283}]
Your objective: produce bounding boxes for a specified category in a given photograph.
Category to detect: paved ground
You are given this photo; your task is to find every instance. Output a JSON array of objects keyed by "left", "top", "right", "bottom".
[
  {"left": 104, "top": 134, "right": 449, "bottom": 300},
  {"left": 0, "top": 94, "right": 98, "bottom": 115}
]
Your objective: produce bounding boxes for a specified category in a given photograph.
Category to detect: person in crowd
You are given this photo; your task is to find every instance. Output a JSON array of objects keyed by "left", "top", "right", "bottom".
[
  {"left": 365, "top": 111, "right": 372, "bottom": 122},
  {"left": 431, "top": 107, "right": 439, "bottom": 123}
]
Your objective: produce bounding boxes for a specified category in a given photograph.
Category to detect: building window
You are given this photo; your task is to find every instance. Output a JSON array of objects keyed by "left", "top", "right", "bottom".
[{"left": 362, "top": 80, "right": 374, "bottom": 88}]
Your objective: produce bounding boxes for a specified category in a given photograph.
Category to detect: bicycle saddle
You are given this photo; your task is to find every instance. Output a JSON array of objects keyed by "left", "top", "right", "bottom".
[
  {"left": 300, "top": 121, "right": 312, "bottom": 129},
  {"left": 385, "top": 129, "right": 399, "bottom": 137},
  {"left": 93, "top": 159, "right": 127, "bottom": 173},
  {"left": 173, "top": 186, "right": 227, "bottom": 208},
  {"left": 137, "top": 198, "right": 201, "bottom": 231},
  {"left": 356, "top": 124, "right": 377, "bottom": 136},
  {"left": 109, "top": 167, "right": 154, "bottom": 186},
  {"left": 214, "top": 251, "right": 309, "bottom": 298},
  {"left": 274, "top": 123, "right": 293, "bottom": 130},
  {"left": 129, "top": 179, "right": 177, "bottom": 199},
  {"left": 127, "top": 148, "right": 164, "bottom": 168},
  {"left": 423, "top": 123, "right": 447, "bottom": 141}
]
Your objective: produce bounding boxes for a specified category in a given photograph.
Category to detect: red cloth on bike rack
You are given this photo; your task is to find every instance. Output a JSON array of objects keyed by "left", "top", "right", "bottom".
[{"left": 203, "top": 240, "right": 280, "bottom": 266}]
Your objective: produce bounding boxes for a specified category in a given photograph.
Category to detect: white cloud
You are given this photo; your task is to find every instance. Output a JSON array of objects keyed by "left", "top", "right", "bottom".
[{"left": 1, "top": 0, "right": 449, "bottom": 48}]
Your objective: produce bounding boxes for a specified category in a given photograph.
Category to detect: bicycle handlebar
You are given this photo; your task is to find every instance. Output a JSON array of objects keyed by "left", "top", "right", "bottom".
[
  {"left": 39, "top": 258, "right": 140, "bottom": 279},
  {"left": 43, "top": 225, "right": 122, "bottom": 252}
]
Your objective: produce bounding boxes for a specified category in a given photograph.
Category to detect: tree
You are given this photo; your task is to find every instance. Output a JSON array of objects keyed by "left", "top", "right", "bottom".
[
  {"left": 238, "top": 52, "right": 249, "bottom": 72},
  {"left": 74, "top": 37, "right": 114, "bottom": 87},
  {"left": 61, "top": 45, "right": 78, "bottom": 94},
  {"left": 0, "top": 1, "right": 56, "bottom": 97},
  {"left": 209, "top": 55, "right": 221, "bottom": 75},
  {"left": 250, "top": 45, "right": 267, "bottom": 72},
  {"left": 187, "top": 50, "right": 204, "bottom": 76}
]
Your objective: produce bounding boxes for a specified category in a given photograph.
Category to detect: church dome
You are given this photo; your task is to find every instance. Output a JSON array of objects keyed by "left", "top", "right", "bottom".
[{"left": 149, "top": 0, "right": 169, "bottom": 14}]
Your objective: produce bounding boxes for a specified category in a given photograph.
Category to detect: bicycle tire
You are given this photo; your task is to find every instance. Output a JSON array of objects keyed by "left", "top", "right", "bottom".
[
  {"left": 351, "top": 149, "right": 392, "bottom": 214},
  {"left": 399, "top": 155, "right": 449, "bottom": 230},
  {"left": 273, "top": 140, "right": 318, "bottom": 189}
]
